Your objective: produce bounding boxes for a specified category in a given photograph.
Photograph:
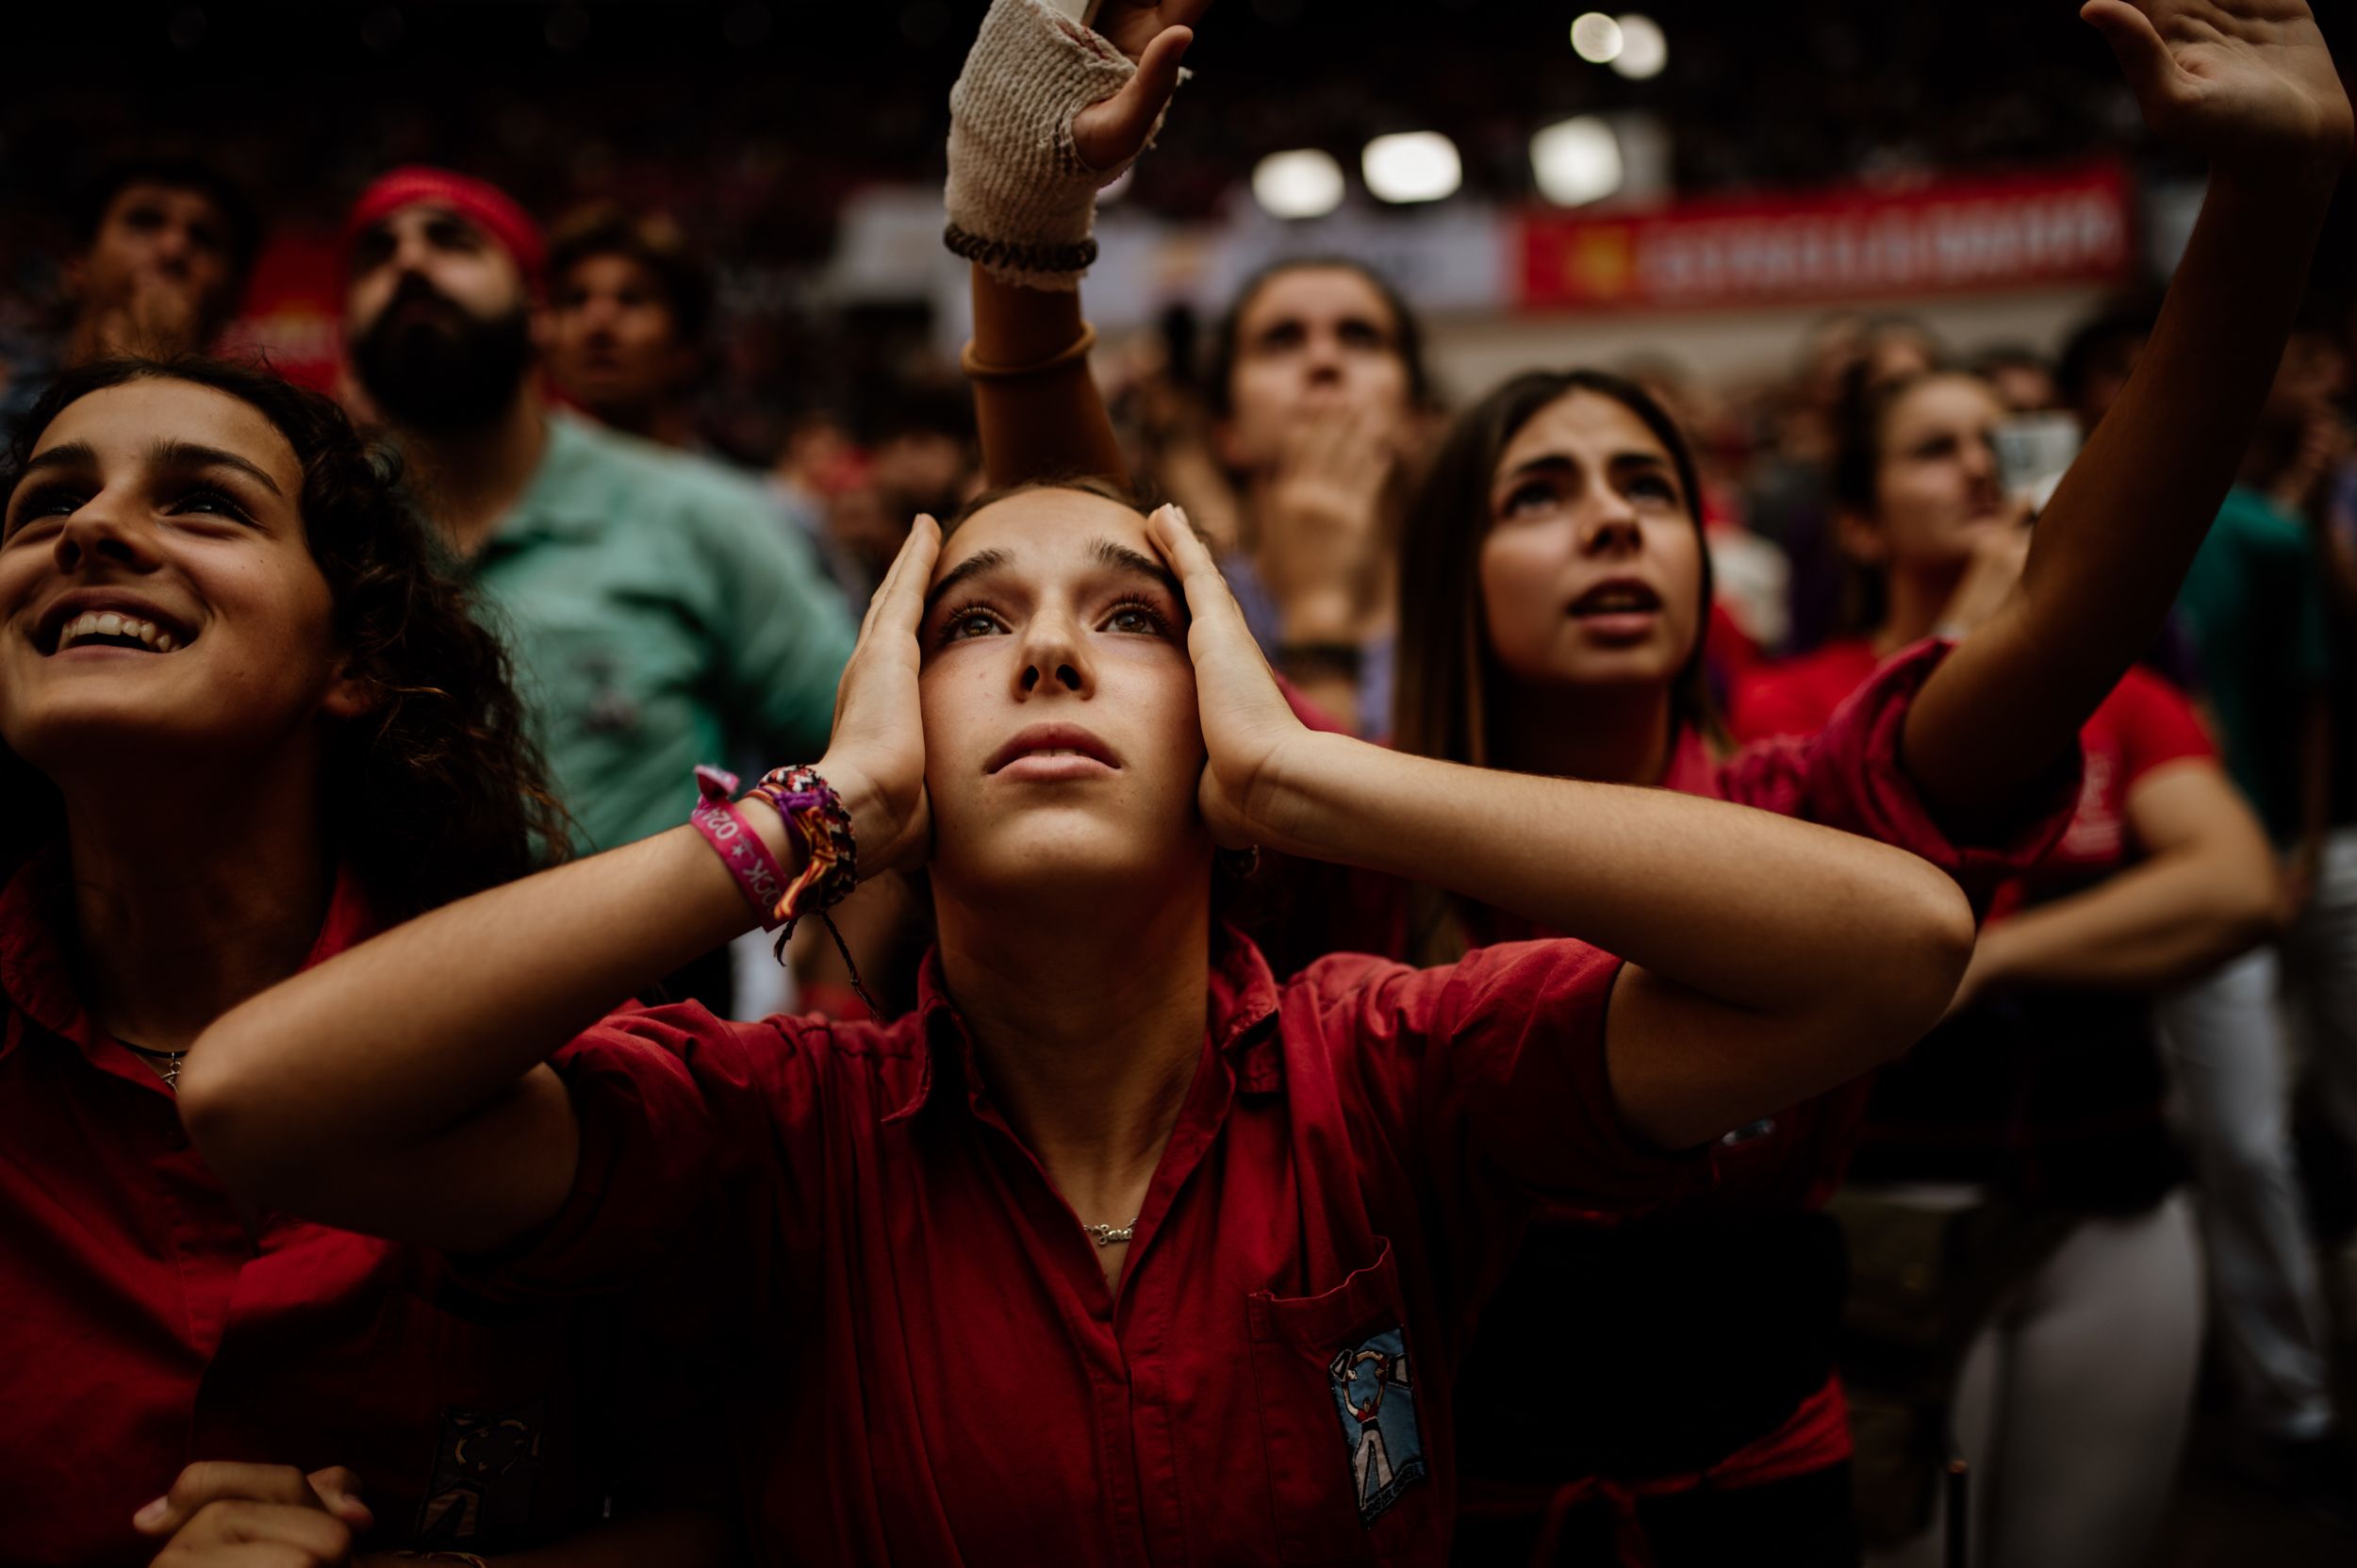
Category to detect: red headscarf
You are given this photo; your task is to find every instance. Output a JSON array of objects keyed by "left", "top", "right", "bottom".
[{"left": 342, "top": 166, "right": 546, "bottom": 285}]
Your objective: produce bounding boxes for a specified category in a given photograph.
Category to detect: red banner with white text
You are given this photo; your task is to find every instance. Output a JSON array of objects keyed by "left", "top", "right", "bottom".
[{"left": 1519, "top": 161, "right": 2135, "bottom": 313}]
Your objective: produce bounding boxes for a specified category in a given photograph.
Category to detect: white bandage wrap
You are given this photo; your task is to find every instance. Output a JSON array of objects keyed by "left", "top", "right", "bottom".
[{"left": 944, "top": 0, "right": 1169, "bottom": 290}]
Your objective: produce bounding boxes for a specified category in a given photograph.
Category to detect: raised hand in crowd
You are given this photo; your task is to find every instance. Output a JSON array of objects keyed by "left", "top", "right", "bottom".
[
  {"left": 1932, "top": 505, "right": 2034, "bottom": 641},
  {"left": 1897, "top": 0, "right": 2352, "bottom": 820},
  {"left": 1069, "top": 0, "right": 1208, "bottom": 173}
]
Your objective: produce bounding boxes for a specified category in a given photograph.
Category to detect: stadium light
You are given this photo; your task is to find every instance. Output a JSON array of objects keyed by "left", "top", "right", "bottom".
[
  {"left": 1569, "top": 12, "right": 1623, "bottom": 63},
  {"left": 1531, "top": 116, "right": 1624, "bottom": 207},
  {"left": 1251, "top": 149, "right": 1346, "bottom": 220},
  {"left": 1611, "top": 14, "right": 1667, "bottom": 79},
  {"left": 1361, "top": 132, "right": 1462, "bottom": 206}
]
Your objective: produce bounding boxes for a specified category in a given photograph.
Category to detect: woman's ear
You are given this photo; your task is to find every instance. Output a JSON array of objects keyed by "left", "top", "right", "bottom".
[{"left": 320, "top": 659, "right": 376, "bottom": 722}]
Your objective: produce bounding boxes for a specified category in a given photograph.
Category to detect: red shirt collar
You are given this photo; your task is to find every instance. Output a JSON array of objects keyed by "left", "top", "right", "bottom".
[
  {"left": 886, "top": 921, "right": 1285, "bottom": 1123},
  {"left": 0, "top": 846, "right": 381, "bottom": 1058}
]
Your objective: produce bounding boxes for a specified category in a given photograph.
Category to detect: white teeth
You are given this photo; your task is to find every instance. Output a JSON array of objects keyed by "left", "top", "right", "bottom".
[{"left": 55, "top": 610, "right": 176, "bottom": 652}]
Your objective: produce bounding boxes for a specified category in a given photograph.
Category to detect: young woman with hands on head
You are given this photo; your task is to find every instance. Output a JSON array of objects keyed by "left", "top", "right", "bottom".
[
  {"left": 948, "top": 0, "right": 2353, "bottom": 1561},
  {"left": 178, "top": 466, "right": 1974, "bottom": 1564}
]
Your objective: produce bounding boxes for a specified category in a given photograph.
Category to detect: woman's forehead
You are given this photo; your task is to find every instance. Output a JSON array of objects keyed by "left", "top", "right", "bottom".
[
  {"left": 1244, "top": 265, "right": 1393, "bottom": 331},
  {"left": 1497, "top": 389, "right": 1669, "bottom": 471},
  {"left": 36, "top": 380, "right": 301, "bottom": 490},
  {"left": 1887, "top": 373, "right": 2003, "bottom": 434},
  {"left": 933, "top": 490, "right": 1154, "bottom": 582}
]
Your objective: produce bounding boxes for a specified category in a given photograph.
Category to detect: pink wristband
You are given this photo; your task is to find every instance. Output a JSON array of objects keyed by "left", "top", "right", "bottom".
[{"left": 689, "top": 766, "right": 793, "bottom": 929}]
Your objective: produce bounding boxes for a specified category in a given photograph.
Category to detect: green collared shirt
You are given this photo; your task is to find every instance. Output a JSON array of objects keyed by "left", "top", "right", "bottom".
[{"left": 470, "top": 413, "right": 855, "bottom": 853}]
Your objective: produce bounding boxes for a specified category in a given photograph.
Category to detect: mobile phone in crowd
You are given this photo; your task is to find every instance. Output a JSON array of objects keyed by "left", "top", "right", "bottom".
[{"left": 1992, "top": 412, "right": 2082, "bottom": 517}]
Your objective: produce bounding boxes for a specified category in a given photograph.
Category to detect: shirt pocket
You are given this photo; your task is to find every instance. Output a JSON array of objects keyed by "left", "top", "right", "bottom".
[{"left": 1245, "top": 1237, "right": 1443, "bottom": 1563}]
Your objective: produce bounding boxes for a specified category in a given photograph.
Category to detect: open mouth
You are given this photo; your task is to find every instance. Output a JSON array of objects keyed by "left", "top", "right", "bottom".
[
  {"left": 1568, "top": 581, "right": 1664, "bottom": 619},
  {"left": 37, "top": 603, "right": 196, "bottom": 655}
]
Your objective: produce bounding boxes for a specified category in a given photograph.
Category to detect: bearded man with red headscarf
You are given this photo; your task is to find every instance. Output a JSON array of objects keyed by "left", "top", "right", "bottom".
[{"left": 338, "top": 168, "right": 855, "bottom": 1013}]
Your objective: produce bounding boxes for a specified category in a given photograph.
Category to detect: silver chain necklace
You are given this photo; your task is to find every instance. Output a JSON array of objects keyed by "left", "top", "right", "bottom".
[
  {"left": 1081, "top": 1216, "right": 1140, "bottom": 1247},
  {"left": 122, "top": 1041, "right": 189, "bottom": 1091}
]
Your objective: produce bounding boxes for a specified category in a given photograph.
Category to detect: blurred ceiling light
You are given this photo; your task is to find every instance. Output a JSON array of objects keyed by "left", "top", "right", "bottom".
[
  {"left": 1252, "top": 150, "right": 1346, "bottom": 220},
  {"left": 1530, "top": 116, "right": 1624, "bottom": 206},
  {"left": 1361, "top": 132, "right": 1462, "bottom": 205},
  {"left": 1569, "top": 12, "right": 1623, "bottom": 64},
  {"left": 1610, "top": 14, "right": 1667, "bottom": 79}
]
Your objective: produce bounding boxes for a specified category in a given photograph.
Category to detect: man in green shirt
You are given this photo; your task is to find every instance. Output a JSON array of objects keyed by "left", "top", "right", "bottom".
[{"left": 337, "top": 169, "right": 854, "bottom": 1007}]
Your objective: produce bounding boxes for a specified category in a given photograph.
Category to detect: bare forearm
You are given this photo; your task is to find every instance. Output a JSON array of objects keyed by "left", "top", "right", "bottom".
[
  {"left": 1259, "top": 733, "right": 1972, "bottom": 1018},
  {"left": 970, "top": 266, "right": 1127, "bottom": 487},
  {"left": 183, "top": 817, "right": 789, "bottom": 1194},
  {"left": 1904, "top": 172, "right": 2337, "bottom": 817},
  {"left": 1977, "top": 850, "right": 2274, "bottom": 993}
]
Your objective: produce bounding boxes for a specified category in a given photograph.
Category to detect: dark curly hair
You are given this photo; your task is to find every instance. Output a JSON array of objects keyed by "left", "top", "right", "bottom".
[{"left": 0, "top": 356, "right": 569, "bottom": 920}]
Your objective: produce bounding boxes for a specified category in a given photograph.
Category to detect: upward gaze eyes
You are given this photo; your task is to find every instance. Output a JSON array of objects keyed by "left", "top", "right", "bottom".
[
  {"left": 933, "top": 597, "right": 1176, "bottom": 648},
  {"left": 1498, "top": 469, "right": 1682, "bottom": 520}
]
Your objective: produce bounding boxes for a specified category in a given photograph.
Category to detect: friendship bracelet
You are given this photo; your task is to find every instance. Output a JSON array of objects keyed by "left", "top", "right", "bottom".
[
  {"left": 747, "top": 766, "right": 860, "bottom": 931},
  {"left": 960, "top": 322, "right": 1099, "bottom": 381},
  {"left": 689, "top": 765, "right": 793, "bottom": 930},
  {"left": 748, "top": 765, "right": 882, "bottom": 1016},
  {"left": 689, "top": 763, "right": 882, "bottom": 1015},
  {"left": 387, "top": 1554, "right": 490, "bottom": 1568}
]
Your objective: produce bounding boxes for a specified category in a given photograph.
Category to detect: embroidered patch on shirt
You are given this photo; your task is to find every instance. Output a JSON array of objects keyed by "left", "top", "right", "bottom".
[
  {"left": 1327, "top": 1328, "right": 1426, "bottom": 1527},
  {"left": 415, "top": 1400, "right": 544, "bottom": 1545}
]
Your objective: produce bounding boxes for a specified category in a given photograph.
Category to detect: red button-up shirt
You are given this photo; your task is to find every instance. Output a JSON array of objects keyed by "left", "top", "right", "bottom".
[
  {"left": 506, "top": 930, "right": 1699, "bottom": 1564},
  {"left": 0, "top": 854, "right": 624, "bottom": 1566}
]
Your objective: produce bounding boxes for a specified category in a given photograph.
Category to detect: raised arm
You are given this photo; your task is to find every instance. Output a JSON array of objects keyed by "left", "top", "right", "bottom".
[
  {"left": 950, "top": 0, "right": 1204, "bottom": 487},
  {"left": 1901, "top": 0, "right": 2352, "bottom": 821},
  {"left": 1146, "top": 505, "right": 1977, "bottom": 1151}
]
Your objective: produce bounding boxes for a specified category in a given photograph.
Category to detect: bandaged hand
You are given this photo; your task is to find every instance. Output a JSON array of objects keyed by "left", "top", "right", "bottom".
[{"left": 945, "top": 0, "right": 1195, "bottom": 289}]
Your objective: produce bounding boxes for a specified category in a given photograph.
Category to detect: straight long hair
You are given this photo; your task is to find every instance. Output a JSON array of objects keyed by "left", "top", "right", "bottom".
[
  {"left": 1390, "top": 370, "right": 1721, "bottom": 964},
  {"left": 1393, "top": 368, "right": 1721, "bottom": 771}
]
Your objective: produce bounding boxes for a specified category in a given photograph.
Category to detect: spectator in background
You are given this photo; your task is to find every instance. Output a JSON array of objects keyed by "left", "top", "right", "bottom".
[
  {"left": 338, "top": 166, "right": 854, "bottom": 1012},
  {"left": 541, "top": 203, "right": 714, "bottom": 451},
  {"left": 1970, "top": 344, "right": 2060, "bottom": 413},
  {"left": 1751, "top": 314, "right": 1948, "bottom": 656},
  {"left": 2057, "top": 295, "right": 2163, "bottom": 436},
  {"left": 1736, "top": 362, "right": 2278, "bottom": 1565},
  {"left": 64, "top": 154, "right": 258, "bottom": 369},
  {"left": 2152, "top": 308, "right": 2357, "bottom": 1524},
  {"left": 1195, "top": 256, "right": 1436, "bottom": 737},
  {"left": 0, "top": 154, "right": 259, "bottom": 443}
]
